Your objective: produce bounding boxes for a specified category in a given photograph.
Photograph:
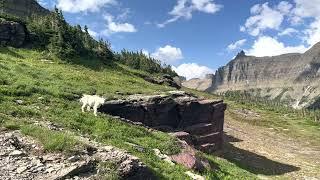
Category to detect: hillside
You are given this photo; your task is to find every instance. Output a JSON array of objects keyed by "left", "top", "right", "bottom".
[
  {"left": 183, "top": 43, "right": 320, "bottom": 109},
  {"left": 0, "top": 47, "right": 319, "bottom": 179},
  {"left": 1, "top": 1, "right": 320, "bottom": 179},
  {"left": 0, "top": 47, "right": 261, "bottom": 179}
]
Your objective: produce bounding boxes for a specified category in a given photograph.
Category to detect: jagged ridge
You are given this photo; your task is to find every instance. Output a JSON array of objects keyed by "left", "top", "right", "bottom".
[{"left": 183, "top": 42, "right": 320, "bottom": 109}]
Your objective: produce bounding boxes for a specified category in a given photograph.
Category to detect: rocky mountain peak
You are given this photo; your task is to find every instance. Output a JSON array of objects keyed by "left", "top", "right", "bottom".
[
  {"left": 183, "top": 41, "right": 320, "bottom": 109},
  {"left": 0, "top": 0, "right": 50, "bottom": 18},
  {"left": 235, "top": 50, "right": 246, "bottom": 59}
]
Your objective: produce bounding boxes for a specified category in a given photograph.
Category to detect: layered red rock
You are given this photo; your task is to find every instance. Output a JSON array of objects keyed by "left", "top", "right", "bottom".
[{"left": 99, "top": 91, "right": 227, "bottom": 153}]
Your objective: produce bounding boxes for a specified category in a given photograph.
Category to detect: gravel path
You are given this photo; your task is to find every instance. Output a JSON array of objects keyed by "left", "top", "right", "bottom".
[{"left": 223, "top": 117, "right": 320, "bottom": 179}]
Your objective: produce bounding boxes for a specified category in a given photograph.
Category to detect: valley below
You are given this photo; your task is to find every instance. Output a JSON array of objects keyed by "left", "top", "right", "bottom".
[{"left": 224, "top": 114, "right": 320, "bottom": 179}]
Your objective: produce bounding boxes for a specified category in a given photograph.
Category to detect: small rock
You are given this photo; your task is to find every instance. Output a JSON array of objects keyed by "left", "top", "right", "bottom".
[
  {"left": 46, "top": 167, "right": 56, "bottom": 173},
  {"left": 104, "top": 146, "right": 114, "bottom": 151},
  {"left": 153, "top": 149, "right": 175, "bottom": 166},
  {"left": 43, "top": 154, "right": 56, "bottom": 162},
  {"left": 10, "top": 150, "right": 24, "bottom": 156},
  {"left": 67, "top": 155, "right": 80, "bottom": 162},
  {"left": 15, "top": 100, "right": 24, "bottom": 105},
  {"left": 170, "top": 131, "right": 192, "bottom": 144},
  {"left": 37, "top": 166, "right": 45, "bottom": 172},
  {"left": 51, "top": 161, "right": 95, "bottom": 179},
  {"left": 16, "top": 166, "right": 28, "bottom": 174}
]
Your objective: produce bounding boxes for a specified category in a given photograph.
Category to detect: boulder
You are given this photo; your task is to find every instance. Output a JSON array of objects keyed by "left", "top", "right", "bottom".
[
  {"left": 99, "top": 91, "right": 226, "bottom": 153},
  {"left": 49, "top": 160, "right": 96, "bottom": 180},
  {"left": 171, "top": 153, "right": 205, "bottom": 172},
  {"left": 173, "top": 76, "right": 186, "bottom": 86},
  {"left": 0, "top": 20, "right": 26, "bottom": 47},
  {"left": 170, "top": 132, "right": 193, "bottom": 145},
  {"left": 143, "top": 75, "right": 181, "bottom": 89}
]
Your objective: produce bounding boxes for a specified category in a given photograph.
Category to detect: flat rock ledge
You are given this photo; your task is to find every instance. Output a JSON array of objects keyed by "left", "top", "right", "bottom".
[
  {"left": 0, "top": 129, "right": 155, "bottom": 180},
  {"left": 99, "top": 91, "right": 227, "bottom": 153}
]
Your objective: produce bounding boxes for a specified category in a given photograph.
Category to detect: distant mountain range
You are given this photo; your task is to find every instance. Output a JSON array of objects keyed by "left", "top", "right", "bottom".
[{"left": 183, "top": 42, "right": 320, "bottom": 109}]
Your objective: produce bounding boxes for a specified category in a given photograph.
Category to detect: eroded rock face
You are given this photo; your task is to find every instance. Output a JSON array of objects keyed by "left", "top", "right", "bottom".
[
  {"left": 0, "top": 20, "right": 26, "bottom": 47},
  {"left": 183, "top": 42, "right": 320, "bottom": 109},
  {"left": 0, "top": 0, "right": 50, "bottom": 18},
  {"left": 99, "top": 91, "right": 227, "bottom": 153},
  {"left": 143, "top": 74, "right": 181, "bottom": 89}
]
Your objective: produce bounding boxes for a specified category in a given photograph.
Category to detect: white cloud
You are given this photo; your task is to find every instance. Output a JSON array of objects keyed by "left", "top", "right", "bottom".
[
  {"left": 88, "top": 29, "right": 98, "bottom": 37},
  {"left": 239, "top": 0, "right": 320, "bottom": 57},
  {"left": 289, "top": 0, "right": 320, "bottom": 46},
  {"left": 142, "top": 49, "right": 150, "bottom": 56},
  {"left": 151, "top": 45, "right": 183, "bottom": 64},
  {"left": 191, "top": 0, "right": 222, "bottom": 13},
  {"left": 277, "top": 1, "right": 293, "bottom": 14},
  {"left": 108, "top": 22, "right": 136, "bottom": 33},
  {"left": 247, "top": 36, "right": 308, "bottom": 57},
  {"left": 278, "top": 28, "right": 298, "bottom": 36},
  {"left": 293, "top": 0, "right": 320, "bottom": 19},
  {"left": 227, "top": 39, "right": 247, "bottom": 51},
  {"left": 37, "top": 0, "right": 47, "bottom": 6},
  {"left": 158, "top": 0, "right": 222, "bottom": 27},
  {"left": 172, "top": 63, "right": 215, "bottom": 80},
  {"left": 304, "top": 19, "right": 320, "bottom": 46},
  {"left": 57, "top": 0, "right": 116, "bottom": 13},
  {"left": 242, "top": 2, "right": 292, "bottom": 36},
  {"left": 101, "top": 14, "right": 137, "bottom": 35}
]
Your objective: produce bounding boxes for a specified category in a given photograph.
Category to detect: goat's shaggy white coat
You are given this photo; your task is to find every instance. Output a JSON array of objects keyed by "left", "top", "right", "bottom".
[{"left": 80, "top": 94, "right": 105, "bottom": 116}]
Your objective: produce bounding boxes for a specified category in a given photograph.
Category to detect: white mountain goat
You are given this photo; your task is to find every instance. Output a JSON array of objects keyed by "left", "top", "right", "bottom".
[{"left": 80, "top": 94, "right": 105, "bottom": 116}]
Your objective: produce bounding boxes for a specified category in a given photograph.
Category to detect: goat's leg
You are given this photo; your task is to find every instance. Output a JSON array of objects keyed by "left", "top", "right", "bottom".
[
  {"left": 81, "top": 103, "right": 86, "bottom": 112},
  {"left": 87, "top": 105, "right": 91, "bottom": 112},
  {"left": 93, "top": 105, "right": 98, "bottom": 116}
]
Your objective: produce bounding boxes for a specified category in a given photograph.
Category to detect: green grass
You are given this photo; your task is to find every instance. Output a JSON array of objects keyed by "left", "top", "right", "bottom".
[
  {"left": 0, "top": 47, "right": 257, "bottom": 179},
  {"left": 21, "top": 125, "right": 81, "bottom": 152},
  {"left": 225, "top": 99, "right": 320, "bottom": 147}
]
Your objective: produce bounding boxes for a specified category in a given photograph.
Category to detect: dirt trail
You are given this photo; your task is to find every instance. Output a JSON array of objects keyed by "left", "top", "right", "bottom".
[{"left": 222, "top": 117, "right": 320, "bottom": 179}]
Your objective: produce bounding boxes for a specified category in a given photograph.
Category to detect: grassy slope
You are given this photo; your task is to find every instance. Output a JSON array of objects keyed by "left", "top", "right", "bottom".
[{"left": 0, "top": 47, "right": 256, "bottom": 179}]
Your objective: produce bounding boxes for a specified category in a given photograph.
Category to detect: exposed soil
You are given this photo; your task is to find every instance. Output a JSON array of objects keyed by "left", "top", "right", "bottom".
[{"left": 222, "top": 116, "right": 320, "bottom": 179}]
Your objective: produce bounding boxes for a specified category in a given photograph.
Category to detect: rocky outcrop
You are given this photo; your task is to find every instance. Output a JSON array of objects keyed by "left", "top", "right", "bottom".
[
  {"left": 143, "top": 74, "right": 181, "bottom": 89},
  {"left": 0, "top": 129, "right": 155, "bottom": 180},
  {"left": 0, "top": 19, "right": 26, "bottom": 47},
  {"left": 183, "top": 42, "right": 320, "bottom": 109},
  {"left": 99, "top": 91, "right": 227, "bottom": 153},
  {"left": 0, "top": 0, "right": 50, "bottom": 18}
]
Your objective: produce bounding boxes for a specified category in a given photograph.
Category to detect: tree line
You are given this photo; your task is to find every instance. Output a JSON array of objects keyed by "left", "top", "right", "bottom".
[
  {"left": 224, "top": 90, "right": 320, "bottom": 123},
  {"left": 0, "top": 7, "right": 177, "bottom": 76}
]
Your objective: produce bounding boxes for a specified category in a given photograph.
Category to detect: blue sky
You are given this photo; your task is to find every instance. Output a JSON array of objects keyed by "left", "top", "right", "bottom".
[{"left": 38, "top": 0, "right": 320, "bottom": 80}]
